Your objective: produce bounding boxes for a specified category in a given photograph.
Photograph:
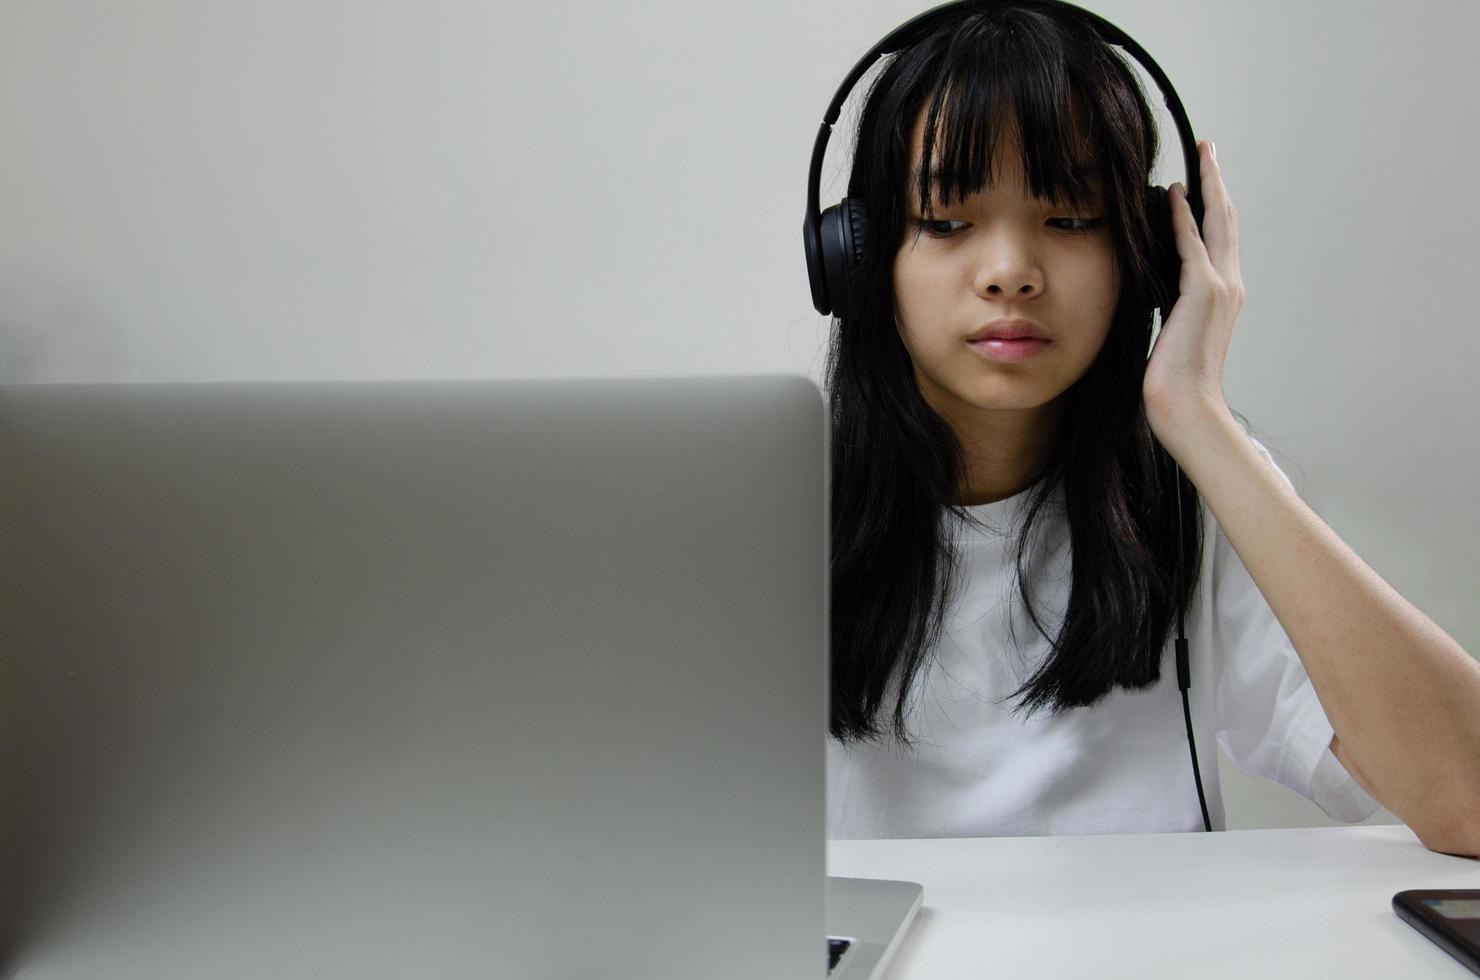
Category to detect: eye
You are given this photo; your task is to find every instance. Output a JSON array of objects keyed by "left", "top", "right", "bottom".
[
  {"left": 1048, "top": 217, "right": 1105, "bottom": 234},
  {"left": 915, "top": 218, "right": 968, "bottom": 237}
]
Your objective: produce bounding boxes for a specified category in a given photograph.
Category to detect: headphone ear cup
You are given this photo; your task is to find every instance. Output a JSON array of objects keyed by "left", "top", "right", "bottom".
[
  {"left": 844, "top": 197, "right": 868, "bottom": 271},
  {"left": 1144, "top": 184, "right": 1178, "bottom": 316},
  {"left": 818, "top": 197, "right": 869, "bottom": 318}
]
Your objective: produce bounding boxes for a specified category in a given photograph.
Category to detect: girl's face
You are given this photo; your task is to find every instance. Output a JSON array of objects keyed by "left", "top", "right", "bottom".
[{"left": 893, "top": 113, "right": 1120, "bottom": 428}]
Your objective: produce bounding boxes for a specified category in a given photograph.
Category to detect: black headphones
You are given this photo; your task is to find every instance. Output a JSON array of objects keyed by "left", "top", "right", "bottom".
[
  {"left": 802, "top": 0, "right": 1206, "bottom": 321},
  {"left": 804, "top": 0, "right": 1215, "bottom": 832}
]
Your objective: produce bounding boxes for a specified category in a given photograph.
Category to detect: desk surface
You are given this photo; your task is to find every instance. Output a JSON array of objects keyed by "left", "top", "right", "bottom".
[{"left": 828, "top": 825, "right": 1480, "bottom": 978}]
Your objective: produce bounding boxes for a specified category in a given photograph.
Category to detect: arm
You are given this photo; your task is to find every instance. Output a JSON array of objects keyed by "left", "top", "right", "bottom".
[
  {"left": 1160, "top": 401, "right": 1480, "bottom": 857},
  {"left": 1142, "top": 141, "right": 1480, "bottom": 856}
]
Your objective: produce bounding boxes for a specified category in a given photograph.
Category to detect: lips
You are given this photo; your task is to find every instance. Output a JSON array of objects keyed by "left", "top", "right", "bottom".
[
  {"left": 968, "top": 337, "right": 1051, "bottom": 363},
  {"left": 966, "top": 319, "right": 1051, "bottom": 342}
]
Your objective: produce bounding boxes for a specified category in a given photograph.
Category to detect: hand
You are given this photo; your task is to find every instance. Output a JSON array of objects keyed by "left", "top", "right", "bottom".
[{"left": 1143, "top": 139, "right": 1243, "bottom": 452}]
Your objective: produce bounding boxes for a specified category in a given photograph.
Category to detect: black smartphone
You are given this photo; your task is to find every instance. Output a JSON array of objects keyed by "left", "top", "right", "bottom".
[{"left": 1394, "top": 889, "right": 1480, "bottom": 976}]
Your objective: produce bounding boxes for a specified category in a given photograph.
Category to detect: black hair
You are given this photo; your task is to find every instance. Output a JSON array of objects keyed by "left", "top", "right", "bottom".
[{"left": 826, "top": 1, "right": 1205, "bottom": 744}]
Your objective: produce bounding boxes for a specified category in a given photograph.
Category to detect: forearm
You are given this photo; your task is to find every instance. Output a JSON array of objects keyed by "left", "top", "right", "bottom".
[{"left": 1158, "top": 400, "right": 1480, "bottom": 856}]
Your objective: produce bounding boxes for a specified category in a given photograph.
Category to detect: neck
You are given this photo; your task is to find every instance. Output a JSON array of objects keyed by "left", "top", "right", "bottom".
[{"left": 923, "top": 388, "right": 1064, "bottom": 506}]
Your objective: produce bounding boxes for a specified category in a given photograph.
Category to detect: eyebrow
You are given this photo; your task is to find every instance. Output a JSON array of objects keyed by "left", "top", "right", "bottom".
[{"left": 911, "top": 165, "right": 1105, "bottom": 201}]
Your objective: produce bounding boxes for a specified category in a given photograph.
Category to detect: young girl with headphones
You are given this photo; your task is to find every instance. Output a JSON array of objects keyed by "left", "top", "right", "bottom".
[{"left": 811, "top": 1, "right": 1480, "bottom": 852}]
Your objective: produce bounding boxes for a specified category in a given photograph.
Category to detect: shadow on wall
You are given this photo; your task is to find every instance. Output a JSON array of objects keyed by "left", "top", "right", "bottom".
[{"left": 0, "top": 284, "right": 138, "bottom": 383}]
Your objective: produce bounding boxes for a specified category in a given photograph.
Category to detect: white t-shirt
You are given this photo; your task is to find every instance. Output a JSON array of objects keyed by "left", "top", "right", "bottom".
[{"left": 827, "top": 440, "right": 1380, "bottom": 839}]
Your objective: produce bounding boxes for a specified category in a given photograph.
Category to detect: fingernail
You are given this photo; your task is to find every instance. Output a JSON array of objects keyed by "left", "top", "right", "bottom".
[{"left": 1209, "top": 141, "right": 1217, "bottom": 160}]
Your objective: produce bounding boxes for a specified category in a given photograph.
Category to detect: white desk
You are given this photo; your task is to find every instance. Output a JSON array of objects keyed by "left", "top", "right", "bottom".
[{"left": 829, "top": 825, "right": 1480, "bottom": 978}]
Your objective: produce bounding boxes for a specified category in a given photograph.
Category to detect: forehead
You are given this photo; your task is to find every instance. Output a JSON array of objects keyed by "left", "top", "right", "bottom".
[{"left": 904, "top": 101, "right": 1102, "bottom": 202}]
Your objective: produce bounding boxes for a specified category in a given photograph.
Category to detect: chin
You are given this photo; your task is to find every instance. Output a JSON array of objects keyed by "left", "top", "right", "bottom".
[
  {"left": 960, "top": 379, "right": 1065, "bottom": 412},
  {"left": 913, "top": 365, "right": 1067, "bottom": 416},
  {"left": 923, "top": 389, "right": 1058, "bottom": 419}
]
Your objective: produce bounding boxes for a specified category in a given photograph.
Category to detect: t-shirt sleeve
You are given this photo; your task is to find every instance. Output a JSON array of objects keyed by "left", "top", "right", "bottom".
[{"left": 1208, "top": 437, "right": 1380, "bottom": 823}]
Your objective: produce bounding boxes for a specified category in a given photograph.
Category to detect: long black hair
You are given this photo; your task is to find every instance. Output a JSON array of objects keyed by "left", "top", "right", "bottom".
[{"left": 826, "top": 1, "right": 1204, "bottom": 744}]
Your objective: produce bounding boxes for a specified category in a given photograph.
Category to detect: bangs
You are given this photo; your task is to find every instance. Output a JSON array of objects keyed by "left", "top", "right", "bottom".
[{"left": 911, "top": 16, "right": 1107, "bottom": 217}]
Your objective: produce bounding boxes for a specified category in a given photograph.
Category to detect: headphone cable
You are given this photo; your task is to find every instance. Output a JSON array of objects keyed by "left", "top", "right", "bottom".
[{"left": 1173, "top": 461, "right": 1213, "bottom": 832}]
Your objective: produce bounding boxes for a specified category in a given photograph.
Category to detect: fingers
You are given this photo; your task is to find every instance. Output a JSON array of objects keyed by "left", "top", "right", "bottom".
[
  {"left": 1196, "top": 140, "right": 1241, "bottom": 278},
  {"left": 1169, "top": 140, "right": 1242, "bottom": 297},
  {"left": 1169, "top": 182, "right": 1209, "bottom": 270}
]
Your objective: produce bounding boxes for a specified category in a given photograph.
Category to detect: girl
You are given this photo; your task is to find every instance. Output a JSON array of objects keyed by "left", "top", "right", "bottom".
[{"left": 821, "top": 1, "right": 1480, "bottom": 853}]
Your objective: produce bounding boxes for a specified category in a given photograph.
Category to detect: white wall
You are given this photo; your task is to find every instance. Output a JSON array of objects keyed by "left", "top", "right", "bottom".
[{"left": 3, "top": 0, "right": 1472, "bottom": 828}]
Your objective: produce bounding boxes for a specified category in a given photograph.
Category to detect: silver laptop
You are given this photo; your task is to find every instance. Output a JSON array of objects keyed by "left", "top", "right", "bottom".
[{"left": 0, "top": 377, "right": 921, "bottom": 979}]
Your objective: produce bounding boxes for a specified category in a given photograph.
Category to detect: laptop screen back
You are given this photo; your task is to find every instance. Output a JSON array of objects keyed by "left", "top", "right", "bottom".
[{"left": 0, "top": 377, "right": 828, "bottom": 979}]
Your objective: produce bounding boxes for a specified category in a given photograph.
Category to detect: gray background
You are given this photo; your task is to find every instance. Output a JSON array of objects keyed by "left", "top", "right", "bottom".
[{"left": 3, "top": 0, "right": 1473, "bottom": 829}]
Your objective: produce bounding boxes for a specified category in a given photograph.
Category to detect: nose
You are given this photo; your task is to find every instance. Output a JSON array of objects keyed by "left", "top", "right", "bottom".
[{"left": 971, "top": 227, "right": 1044, "bottom": 300}]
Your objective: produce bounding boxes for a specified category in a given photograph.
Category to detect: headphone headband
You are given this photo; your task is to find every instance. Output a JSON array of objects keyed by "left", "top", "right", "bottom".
[{"left": 804, "top": 0, "right": 1204, "bottom": 316}]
